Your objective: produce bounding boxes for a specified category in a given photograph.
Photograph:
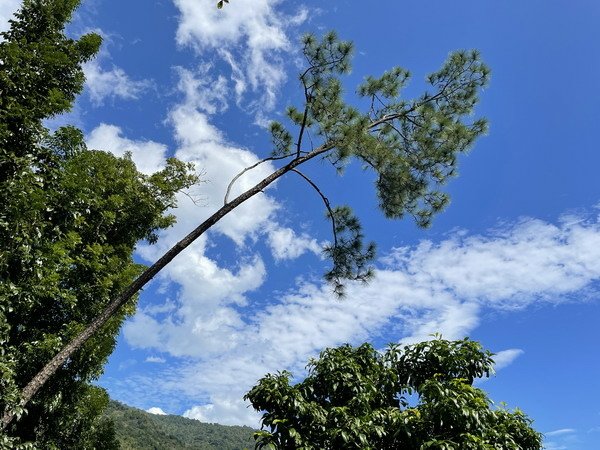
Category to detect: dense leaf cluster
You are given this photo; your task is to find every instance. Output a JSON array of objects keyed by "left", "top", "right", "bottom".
[
  {"left": 0, "top": 1, "right": 196, "bottom": 446},
  {"left": 245, "top": 338, "right": 542, "bottom": 449}
]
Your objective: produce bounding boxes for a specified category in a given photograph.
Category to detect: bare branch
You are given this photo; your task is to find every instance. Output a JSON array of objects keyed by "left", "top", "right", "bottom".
[
  {"left": 224, "top": 154, "right": 292, "bottom": 205},
  {"left": 181, "top": 189, "right": 208, "bottom": 207},
  {"left": 290, "top": 169, "right": 338, "bottom": 249},
  {"left": 296, "top": 79, "right": 312, "bottom": 158}
]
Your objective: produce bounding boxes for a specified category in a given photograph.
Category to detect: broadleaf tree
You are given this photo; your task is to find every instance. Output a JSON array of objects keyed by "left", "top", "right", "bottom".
[
  {"left": 0, "top": 0, "right": 197, "bottom": 446},
  {"left": 1, "top": 0, "right": 490, "bottom": 433},
  {"left": 245, "top": 337, "right": 543, "bottom": 449}
]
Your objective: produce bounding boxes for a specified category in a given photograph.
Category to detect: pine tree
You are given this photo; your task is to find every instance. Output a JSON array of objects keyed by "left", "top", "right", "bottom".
[{"left": 2, "top": 2, "right": 489, "bottom": 433}]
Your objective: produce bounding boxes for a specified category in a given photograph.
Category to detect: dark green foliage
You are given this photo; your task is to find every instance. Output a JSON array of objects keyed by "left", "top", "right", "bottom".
[
  {"left": 105, "top": 401, "right": 254, "bottom": 450},
  {"left": 270, "top": 32, "right": 489, "bottom": 295},
  {"left": 15, "top": 386, "right": 121, "bottom": 450},
  {"left": 0, "top": 0, "right": 100, "bottom": 183},
  {"left": 322, "top": 207, "right": 376, "bottom": 296},
  {"left": 269, "top": 122, "right": 293, "bottom": 157},
  {"left": 245, "top": 338, "right": 542, "bottom": 449},
  {"left": 364, "top": 51, "right": 489, "bottom": 227},
  {"left": 0, "top": 1, "right": 197, "bottom": 446}
]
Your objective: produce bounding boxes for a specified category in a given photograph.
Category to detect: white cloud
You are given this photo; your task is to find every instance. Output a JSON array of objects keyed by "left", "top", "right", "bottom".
[
  {"left": 146, "top": 407, "right": 167, "bottom": 415},
  {"left": 145, "top": 356, "right": 166, "bottom": 364},
  {"left": 545, "top": 429, "right": 576, "bottom": 437},
  {"left": 86, "top": 123, "right": 167, "bottom": 175},
  {"left": 0, "top": 0, "right": 20, "bottom": 33},
  {"left": 219, "top": 49, "right": 247, "bottom": 105},
  {"left": 81, "top": 28, "right": 152, "bottom": 105},
  {"left": 172, "top": 0, "right": 308, "bottom": 113},
  {"left": 136, "top": 68, "right": 282, "bottom": 250},
  {"left": 493, "top": 348, "right": 524, "bottom": 371},
  {"left": 84, "top": 59, "right": 152, "bottom": 105},
  {"left": 120, "top": 66, "right": 289, "bottom": 359},
  {"left": 120, "top": 211, "right": 600, "bottom": 425},
  {"left": 124, "top": 252, "right": 267, "bottom": 358},
  {"left": 184, "top": 395, "right": 258, "bottom": 426},
  {"left": 384, "top": 217, "right": 600, "bottom": 307},
  {"left": 267, "top": 226, "right": 321, "bottom": 261},
  {"left": 175, "top": 65, "right": 229, "bottom": 114}
]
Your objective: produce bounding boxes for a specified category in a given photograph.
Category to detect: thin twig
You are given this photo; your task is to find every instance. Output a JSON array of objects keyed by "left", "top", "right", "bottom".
[
  {"left": 181, "top": 189, "right": 207, "bottom": 207},
  {"left": 296, "top": 78, "right": 311, "bottom": 158},
  {"left": 290, "top": 169, "right": 338, "bottom": 249},
  {"left": 224, "top": 154, "right": 292, "bottom": 205}
]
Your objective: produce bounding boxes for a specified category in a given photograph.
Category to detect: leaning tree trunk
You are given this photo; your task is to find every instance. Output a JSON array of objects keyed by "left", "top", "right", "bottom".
[{"left": 1, "top": 145, "right": 331, "bottom": 430}]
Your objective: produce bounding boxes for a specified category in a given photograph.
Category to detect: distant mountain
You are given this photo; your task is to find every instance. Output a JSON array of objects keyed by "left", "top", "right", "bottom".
[{"left": 105, "top": 401, "right": 255, "bottom": 449}]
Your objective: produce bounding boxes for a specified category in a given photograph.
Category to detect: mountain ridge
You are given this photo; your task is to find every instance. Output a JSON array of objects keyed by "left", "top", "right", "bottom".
[{"left": 105, "top": 400, "right": 255, "bottom": 449}]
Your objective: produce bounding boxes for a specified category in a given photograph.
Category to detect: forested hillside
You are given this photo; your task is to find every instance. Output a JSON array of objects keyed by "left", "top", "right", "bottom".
[{"left": 105, "top": 401, "right": 254, "bottom": 450}]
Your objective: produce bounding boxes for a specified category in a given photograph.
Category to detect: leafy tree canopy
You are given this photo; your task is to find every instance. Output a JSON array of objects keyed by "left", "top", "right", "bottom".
[
  {"left": 245, "top": 337, "right": 542, "bottom": 449},
  {"left": 4, "top": 0, "right": 490, "bottom": 434},
  {"left": 0, "top": 0, "right": 196, "bottom": 446}
]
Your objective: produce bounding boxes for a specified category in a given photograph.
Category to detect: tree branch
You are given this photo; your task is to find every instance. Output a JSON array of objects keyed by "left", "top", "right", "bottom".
[
  {"left": 224, "top": 154, "right": 292, "bottom": 205},
  {"left": 296, "top": 79, "right": 311, "bottom": 158},
  {"left": 290, "top": 169, "right": 338, "bottom": 249}
]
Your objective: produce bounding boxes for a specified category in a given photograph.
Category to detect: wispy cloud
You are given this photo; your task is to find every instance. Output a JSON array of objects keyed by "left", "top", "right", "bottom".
[
  {"left": 145, "top": 356, "right": 166, "bottom": 364},
  {"left": 175, "top": 64, "right": 229, "bottom": 115},
  {"left": 543, "top": 428, "right": 578, "bottom": 450},
  {"left": 84, "top": 59, "right": 152, "bottom": 105},
  {"left": 116, "top": 207, "right": 600, "bottom": 425},
  {"left": 545, "top": 429, "right": 576, "bottom": 437},
  {"left": 491, "top": 348, "right": 524, "bottom": 371},
  {"left": 475, "top": 348, "right": 524, "bottom": 384},
  {"left": 543, "top": 444, "right": 567, "bottom": 450},
  {"left": 172, "top": 0, "right": 308, "bottom": 116},
  {"left": 82, "top": 29, "right": 152, "bottom": 106}
]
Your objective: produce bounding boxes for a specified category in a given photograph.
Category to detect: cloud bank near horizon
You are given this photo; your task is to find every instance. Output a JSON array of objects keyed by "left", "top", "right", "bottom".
[{"left": 100, "top": 197, "right": 600, "bottom": 425}]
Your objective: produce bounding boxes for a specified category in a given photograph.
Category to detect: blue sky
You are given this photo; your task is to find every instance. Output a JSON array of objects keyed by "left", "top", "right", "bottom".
[{"left": 3, "top": 1, "right": 600, "bottom": 448}]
